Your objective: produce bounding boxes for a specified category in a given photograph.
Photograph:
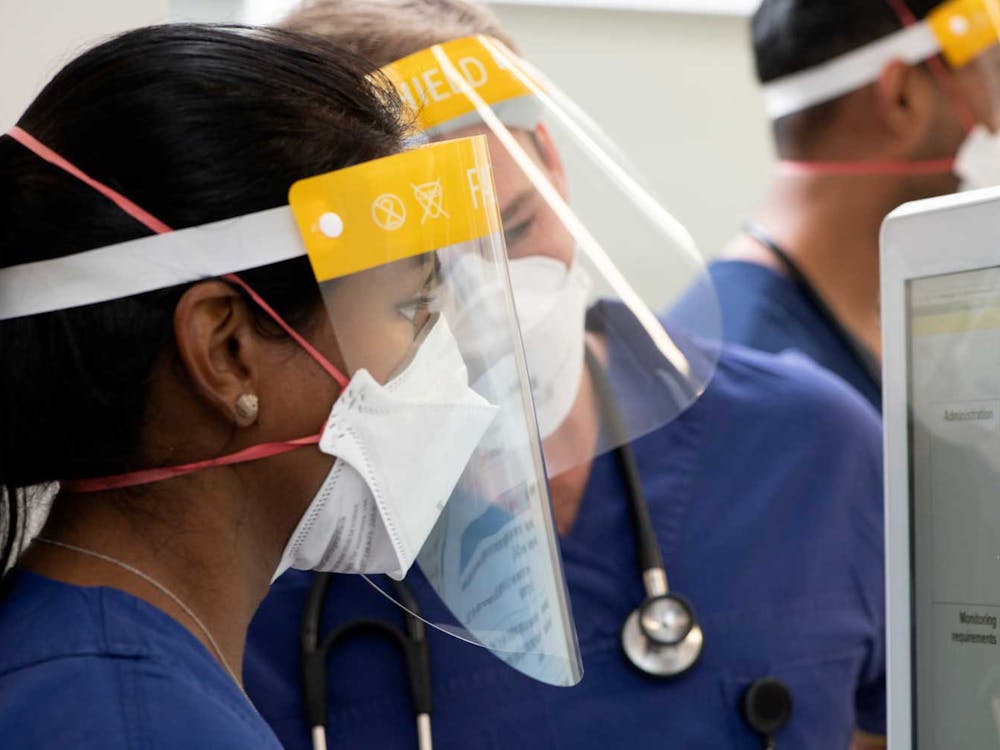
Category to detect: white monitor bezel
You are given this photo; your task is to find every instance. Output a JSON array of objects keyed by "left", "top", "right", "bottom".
[{"left": 881, "top": 184, "right": 1000, "bottom": 747}]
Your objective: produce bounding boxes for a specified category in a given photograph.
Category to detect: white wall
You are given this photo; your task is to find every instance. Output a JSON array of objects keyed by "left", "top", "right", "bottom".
[
  {"left": 491, "top": 4, "right": 774, "bottom": 260},
  {"left": 0, "top": 0, "right": 168, "bottom": 128}
]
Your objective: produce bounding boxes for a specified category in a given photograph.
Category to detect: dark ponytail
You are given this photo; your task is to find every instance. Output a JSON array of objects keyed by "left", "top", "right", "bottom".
[{"left": 0, "top": 24, "right": 408, "bottom": 573}]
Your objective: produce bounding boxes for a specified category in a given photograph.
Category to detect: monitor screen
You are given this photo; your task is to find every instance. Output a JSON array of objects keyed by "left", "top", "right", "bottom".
[{"left": 908, "top": 265, "right": 1000, "bottom": 747}]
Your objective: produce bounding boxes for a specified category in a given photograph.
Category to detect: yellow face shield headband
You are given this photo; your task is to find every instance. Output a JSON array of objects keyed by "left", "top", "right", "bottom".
[
  {"left": 378, "top": 35, "right": 546, "bottom": 138},
  {"left": 0, "top": 136, "right": 500, "bottom": 319},
  {"left": 762, "top": 0, "right": 1000, "bottom": 120}
]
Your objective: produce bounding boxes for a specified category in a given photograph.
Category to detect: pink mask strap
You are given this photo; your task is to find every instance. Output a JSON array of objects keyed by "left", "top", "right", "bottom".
[
  {"left": 224, "top": 274, "right": 350, "bottom": 389},
  {"left": 886, "top": 0, "right": 919, "bottom": 25},
  {"left": 777, "top": 157, "right": 956, "bottom": 177},
  {"left": 7, "top": 126, "right": 173, "bottom": 235},
  {"left": 65, "top": 434, "right": 322, "bottom": 493}
]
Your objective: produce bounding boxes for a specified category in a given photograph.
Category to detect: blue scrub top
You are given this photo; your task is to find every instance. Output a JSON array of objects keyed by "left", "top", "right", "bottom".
[
  {"left": 672, "top": 260, "right": 882, "bottom": 410},
  {"left": 245, "top": 341, "right": 886, "bottom": 749},
  {"left": 0, "top": 570, "right": 282, "bottom": 749}
]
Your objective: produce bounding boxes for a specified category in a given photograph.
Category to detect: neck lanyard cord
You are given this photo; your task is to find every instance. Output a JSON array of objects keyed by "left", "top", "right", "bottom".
[{"left": 741, "top": 221, "right": 882, "bottom": 389}]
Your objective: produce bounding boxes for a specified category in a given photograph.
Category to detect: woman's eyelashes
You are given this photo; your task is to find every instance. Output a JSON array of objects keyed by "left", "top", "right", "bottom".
[
  {"left": 397, "top": 277, "right": 441, "bottom": 329},
  {"left": 396, "top": 291, "right": 437, "bottom": 325}
]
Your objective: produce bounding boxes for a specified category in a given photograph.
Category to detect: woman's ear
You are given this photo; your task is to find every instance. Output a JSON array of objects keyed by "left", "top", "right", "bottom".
[{"left": 173, "top": 280, "right": 260, "bottom": 427}]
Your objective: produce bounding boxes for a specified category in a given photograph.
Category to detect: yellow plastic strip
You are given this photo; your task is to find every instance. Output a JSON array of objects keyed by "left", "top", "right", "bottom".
[
  {"left": 928, "top": 0, "right": 1000, "bottom": 67},
  {"left": 289, "top": 136, "right": 501, "bottom": 283},
  {"left": 380, "top": 35, "right": 538, "bottom": 133}
]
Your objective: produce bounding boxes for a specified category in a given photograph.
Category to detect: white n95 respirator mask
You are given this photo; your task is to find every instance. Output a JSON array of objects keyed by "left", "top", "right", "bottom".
[{"left": 273, "top": 314, "right": 499, "bottom": 582}]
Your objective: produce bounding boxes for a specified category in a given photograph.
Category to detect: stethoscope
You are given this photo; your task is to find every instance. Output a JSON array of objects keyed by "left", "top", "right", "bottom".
[
  {"left": 586, "top": 347, "right": 793, "bottom": 748},
  {"left": 584, "top": 347, "right": 706, "bottom": 679},
  {"left": 299, "top": 348, "right": 792, "bottom": 749},
  {"left": 301, "top": 573, "right": 433, "bottom": 750},
  {"left": 742, "top": 221, "right": 882, "bottom": 390}
]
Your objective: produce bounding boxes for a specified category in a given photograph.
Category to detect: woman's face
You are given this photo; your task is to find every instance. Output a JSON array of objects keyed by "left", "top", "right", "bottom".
[{"left": 321, "top": 253, "right": 439, "bottom": 382}]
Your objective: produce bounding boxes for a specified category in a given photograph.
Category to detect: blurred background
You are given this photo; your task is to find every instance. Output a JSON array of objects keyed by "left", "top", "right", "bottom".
[{"left": 1, "top": 0, "right": 774, "bottom": 292}]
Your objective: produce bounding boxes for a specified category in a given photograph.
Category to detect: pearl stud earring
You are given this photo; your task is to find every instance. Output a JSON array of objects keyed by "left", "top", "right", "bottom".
[{"left": 235, "top": 393, "right": 259, "bottom": 423}]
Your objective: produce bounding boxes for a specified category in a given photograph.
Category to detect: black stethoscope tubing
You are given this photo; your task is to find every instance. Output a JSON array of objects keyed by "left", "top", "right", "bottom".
[
  {"left": 586, "top": 345, "right": 791, "bottom": 746},
  {"left": 299, "top": 344, "right": 789, "bottom": 748},
  {"left": 584, "top": 347, "right": 662, "bottom": 575},
  {"left": 301, "top": 573, "right": 433, "bottom": 750},
  {"left": 742, "top": 221, "right": 882, "bottom": 390},
  {"left": 584, "top": 346, "right": 705, "bottom": 679}
]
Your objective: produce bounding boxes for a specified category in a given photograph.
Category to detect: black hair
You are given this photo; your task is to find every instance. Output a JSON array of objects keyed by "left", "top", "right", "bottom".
[
  {"left": 0, "top": 24, "right": 408, "bottom": 573},
  {"left": 752, "top": 0, "right": 942, "bottom": 152}
]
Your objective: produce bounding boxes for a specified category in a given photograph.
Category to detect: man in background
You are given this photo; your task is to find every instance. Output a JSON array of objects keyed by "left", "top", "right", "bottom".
[
  {"left": 245, "top": 2, "right": 888, "bottom": 748},
  {"left": 674, "top": 0, "right": 1000, "bottom": 410}
]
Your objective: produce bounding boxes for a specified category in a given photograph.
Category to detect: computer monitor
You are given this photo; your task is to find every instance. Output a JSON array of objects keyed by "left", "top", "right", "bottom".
[{"left": 882, "top": 186, "right": 1000, "bottom": 749}]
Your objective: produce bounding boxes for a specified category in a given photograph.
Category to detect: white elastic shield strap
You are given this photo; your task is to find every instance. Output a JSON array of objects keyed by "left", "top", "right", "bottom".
[
  {"left": 762, "top": 23, "right": 940, "bottom": 119},
  {"left": 0, "top": 206, "right": 300, "bottom": 320}
]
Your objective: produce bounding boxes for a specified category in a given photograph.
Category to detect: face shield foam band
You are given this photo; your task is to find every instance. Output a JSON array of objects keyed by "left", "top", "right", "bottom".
[{"left": 761, "top": 0, "right": 1000, "bottom": 120}]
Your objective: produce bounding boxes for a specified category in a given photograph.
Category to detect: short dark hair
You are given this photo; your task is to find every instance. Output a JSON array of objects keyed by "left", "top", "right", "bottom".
[
  {"left": 0, "top": 24, "right": 407, "bottom": 572},
  {"left": 752, "top": 0, "right": 942, "bottom": 151}
]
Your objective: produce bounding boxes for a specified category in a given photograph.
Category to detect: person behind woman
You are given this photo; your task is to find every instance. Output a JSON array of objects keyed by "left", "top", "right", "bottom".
[
  {"left": 0, "top": 23, "right": 533, "bottom": 749},
  {"left": 243, "top": 3, "right": 887, "bottom": 749}
]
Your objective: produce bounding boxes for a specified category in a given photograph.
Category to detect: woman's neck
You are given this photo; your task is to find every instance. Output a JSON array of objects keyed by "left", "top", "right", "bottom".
[{"left": 19, "top": 480, "right": 273, "bottom": 687}]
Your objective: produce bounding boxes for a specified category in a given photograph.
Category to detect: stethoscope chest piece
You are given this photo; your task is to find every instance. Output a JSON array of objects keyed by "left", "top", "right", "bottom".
[{"left": 621, "top": 592, "right": 704, "bottom": 678}]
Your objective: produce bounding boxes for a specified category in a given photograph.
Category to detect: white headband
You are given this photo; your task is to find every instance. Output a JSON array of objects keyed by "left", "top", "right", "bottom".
[
  {"left": 0, "top": 207, "right": 301, "bottom": 321},
  {"left": 761, "top": 23, "right": 941, "bottom": 119}
]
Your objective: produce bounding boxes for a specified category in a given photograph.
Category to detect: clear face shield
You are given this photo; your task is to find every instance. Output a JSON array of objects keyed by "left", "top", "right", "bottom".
[
  {"left": 379, "top": 35, "right": 722, "bottom": 479},
  {"left": 0, "top": 133, "right": 581, "bottom": 686},
  {"left": 288, "top": 137, "right": 581, "bottom": 685}
]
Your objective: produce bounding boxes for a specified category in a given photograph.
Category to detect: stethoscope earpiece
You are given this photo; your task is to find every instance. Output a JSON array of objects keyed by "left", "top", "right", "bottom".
[{"left": 621, "top": 591, "right": 704, "bottom": 678}]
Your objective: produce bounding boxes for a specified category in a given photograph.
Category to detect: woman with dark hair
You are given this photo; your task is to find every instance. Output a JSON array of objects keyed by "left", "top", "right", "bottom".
[{"left": 0, "top": 22, "right": 574, "bottom": 748}]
